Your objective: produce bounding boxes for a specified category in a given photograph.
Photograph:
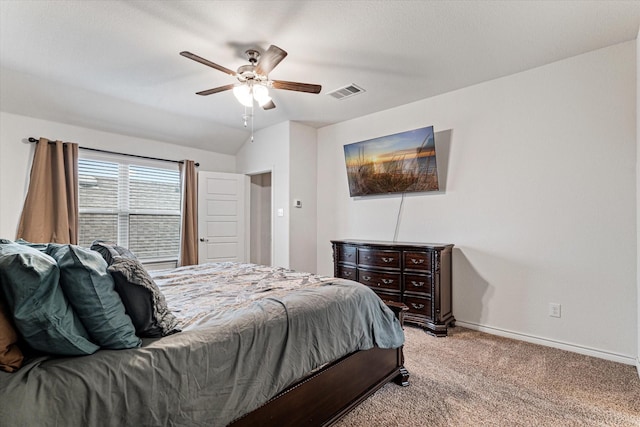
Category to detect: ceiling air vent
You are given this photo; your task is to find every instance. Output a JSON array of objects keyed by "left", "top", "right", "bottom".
[{"left": 327, "top": 84, "right": 366, "bottom": 100}]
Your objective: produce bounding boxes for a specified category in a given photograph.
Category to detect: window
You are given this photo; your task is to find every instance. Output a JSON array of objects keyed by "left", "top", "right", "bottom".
[{"left": 78, "top": 154, "right": 181, "bottom": 262}]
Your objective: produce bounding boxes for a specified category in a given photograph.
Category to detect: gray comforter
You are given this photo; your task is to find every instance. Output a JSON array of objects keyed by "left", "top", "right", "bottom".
[{"left": 0, "top": 262, "right": 404, "bottom": 426}]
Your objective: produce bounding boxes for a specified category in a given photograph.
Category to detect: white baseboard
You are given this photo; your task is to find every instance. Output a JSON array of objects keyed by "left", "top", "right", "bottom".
[{"left": 455, "top": 320, "right": 636, "bottom": 366}]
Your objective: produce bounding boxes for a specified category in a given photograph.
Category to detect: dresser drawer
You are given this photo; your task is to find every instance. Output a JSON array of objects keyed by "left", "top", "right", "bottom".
[
  {"left": 404, "top": 251, "right": 432, "bottom": 271},
  {"left": 337, "top": 245, "right": 357, "bottom": 264},
  {"left": 358, "top": 248, "right": 401, "bottom": 269},
  {"left": 404, "top": 273, "right": 432, "bottom": 295},
  {"left": 336, "top": 266, "right": 356, "bottom": 281},
  {"left": 404, "top": 295, "right": 432, "bottom": 318},
  {"left": 372, "top": 290, "right": 402, "bottom": 304},
  {"left": 358, "top": 269, "right": 401, "bottom": 291}
]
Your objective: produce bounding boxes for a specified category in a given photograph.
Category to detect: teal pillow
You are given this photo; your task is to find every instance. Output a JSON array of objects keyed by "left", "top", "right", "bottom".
[
  {"left": 15, "top": 238, "right": 48, "bottom": 252},
  {"left": 0, "top": 241, "right": 99, "bottom": 356},
  {"left": 47, "top": 244, "right": 141, "bottom": 350}
]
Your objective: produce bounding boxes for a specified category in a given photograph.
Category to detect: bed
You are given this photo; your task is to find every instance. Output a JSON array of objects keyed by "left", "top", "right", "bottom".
[{"left": 0, "top": 260, "right": 408, "bottom": 426}]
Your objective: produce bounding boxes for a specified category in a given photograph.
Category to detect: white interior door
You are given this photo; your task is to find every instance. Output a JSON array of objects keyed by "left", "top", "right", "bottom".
[{"left": 198, "top": 171, "right": 249, "bottom": 264}]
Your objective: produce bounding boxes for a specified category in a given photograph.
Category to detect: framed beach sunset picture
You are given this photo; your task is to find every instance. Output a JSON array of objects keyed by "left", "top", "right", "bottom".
[{"left": 343, "top": 125, "right": 439, "bottom": 197}]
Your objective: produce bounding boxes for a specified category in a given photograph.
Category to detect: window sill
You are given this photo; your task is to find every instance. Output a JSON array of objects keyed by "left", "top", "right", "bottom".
[{"left": 141, "top": 258, "right": 178, "bottom": 271}]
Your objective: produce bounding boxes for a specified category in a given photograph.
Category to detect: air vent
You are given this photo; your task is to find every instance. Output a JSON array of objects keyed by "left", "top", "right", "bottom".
[{"left": 327, "top": 83, "right": 366, "bottom": 100}]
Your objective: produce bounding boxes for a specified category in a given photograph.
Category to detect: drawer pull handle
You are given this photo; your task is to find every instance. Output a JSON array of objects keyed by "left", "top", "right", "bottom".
[
  {"left": 411, "top": 303, "right": 425, "bottom": 310},
  {"left": 411, "top": 281, "right": 425, "bottom": 287},
  {"left": 381, "top": 278, "right": 394, "bottom": 284},
  {"left": 410, "top": 258, "right": 424, "bottom": 264},
  {"left": 343, "top": 271, "right": 352, "bottom": 277},
  {"left": 346, "top": 253, "right": 353, "bottom": 258},
  {"left": 382, "top": 257, "right": 394, "bottom": 263},
  {"left": 362, "top": 275, "right": 371, "bottom": 281}
]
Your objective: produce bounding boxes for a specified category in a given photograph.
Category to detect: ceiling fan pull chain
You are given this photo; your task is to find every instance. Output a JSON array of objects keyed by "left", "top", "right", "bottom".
[{"left": 241, "top": 106, "right": 255, "bottom": 142}]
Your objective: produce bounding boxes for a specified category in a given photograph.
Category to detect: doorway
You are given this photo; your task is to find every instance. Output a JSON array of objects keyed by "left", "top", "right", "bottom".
[{"left": 249, "top": 172, "right": 272, "bottom": 265}]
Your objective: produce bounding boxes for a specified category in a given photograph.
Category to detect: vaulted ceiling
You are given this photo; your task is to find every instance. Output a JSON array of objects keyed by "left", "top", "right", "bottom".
[{"left": 1, "top": 1, "right": 639, "bottom": 155}]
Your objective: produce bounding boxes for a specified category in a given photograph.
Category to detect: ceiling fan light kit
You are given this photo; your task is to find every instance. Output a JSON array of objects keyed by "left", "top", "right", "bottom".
[
  {"left": 232, "top": 82, "right": 272, "bottom": 108},
  {"left": 233, "top": 84, "right": 253, "bottom": 107},
  {"left": 252, "top": 84, "right": 271, "bottom": 106}
]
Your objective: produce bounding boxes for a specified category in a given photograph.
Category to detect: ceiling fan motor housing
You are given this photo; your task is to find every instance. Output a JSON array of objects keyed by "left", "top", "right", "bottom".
[
  {"left": 236, "top": 65, "right": 256, "bottom": 82},
  {"left": 245, "top": 49, "right": 260, "bottom": 64}
]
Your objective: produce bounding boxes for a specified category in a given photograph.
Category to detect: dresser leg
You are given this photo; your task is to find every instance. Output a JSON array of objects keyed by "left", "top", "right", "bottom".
[{"left": 394, "top": 366, "right": 410, "bottom": 387}]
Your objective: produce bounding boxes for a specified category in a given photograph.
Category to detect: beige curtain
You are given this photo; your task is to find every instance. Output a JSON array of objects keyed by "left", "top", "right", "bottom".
[
  {"left": 16, "top": 138, "right": 79, "bottom": 244},
  {"left": 178, "top": 160, "right": 198, "bottom": 266}
]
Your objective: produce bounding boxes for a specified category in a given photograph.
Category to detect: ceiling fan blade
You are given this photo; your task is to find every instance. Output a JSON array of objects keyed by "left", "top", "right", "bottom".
[
  {"left": 272, "top": 80, "right": 322, "bottom": 94},
  {"left": 196, "top": 84, "right": 235, "bottom": 96},
  {"left": 262, "top": 100, "right": 276, "bottom": 110},
  {"left": 180, "top": 51, "right": 236, "bottom": 77},
  {"left": 255, "top": 45, "right": 288, "bottom": 76}
]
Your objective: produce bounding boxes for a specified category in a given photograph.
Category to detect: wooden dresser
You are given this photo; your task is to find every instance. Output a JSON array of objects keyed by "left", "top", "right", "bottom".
[{"left": 331, "top": 239, "right": 455, "bottom": 336}]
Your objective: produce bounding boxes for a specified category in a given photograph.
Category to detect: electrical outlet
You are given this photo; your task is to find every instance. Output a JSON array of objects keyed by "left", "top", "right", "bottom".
[{"left": 548, "top": 303, "right": 561, "bottom": 318}]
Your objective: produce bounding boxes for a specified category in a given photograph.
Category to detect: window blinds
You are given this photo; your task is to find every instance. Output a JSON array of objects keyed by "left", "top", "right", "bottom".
[{"left": 78, "top": 156, "right": 181, "bottom": 261}]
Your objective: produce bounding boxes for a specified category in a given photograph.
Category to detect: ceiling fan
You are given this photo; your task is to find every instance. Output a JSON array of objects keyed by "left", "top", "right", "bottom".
[{"left": 180, "top": 45, "right": 322, "bottom": 110}]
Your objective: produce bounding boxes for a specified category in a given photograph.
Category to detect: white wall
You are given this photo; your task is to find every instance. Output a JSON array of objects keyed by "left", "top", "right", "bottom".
[
  {"left": 235, "top": 121, "right": 318, "bottom": 272},
  {"left": 289, "top": 122, "right": 318, "bottom": 273},
  {"left": 0, "top": 111, "right": 236, "bottom": 239},
  {"left": 236, "top": 122, "right": 290, "bottom": 268},
  {"left": 317, "top": 41, "right": 637, "bottom": 364}
]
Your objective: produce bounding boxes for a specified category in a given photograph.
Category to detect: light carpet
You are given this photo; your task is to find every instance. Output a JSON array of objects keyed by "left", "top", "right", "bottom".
[{"left": 335, "top": 326, "right": 640, "bottom": 426}]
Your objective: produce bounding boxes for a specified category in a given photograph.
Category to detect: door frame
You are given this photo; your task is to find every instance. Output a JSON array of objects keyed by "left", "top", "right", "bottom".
[{"left": 247, "top": 168, "right": 274, "bottom": 267}]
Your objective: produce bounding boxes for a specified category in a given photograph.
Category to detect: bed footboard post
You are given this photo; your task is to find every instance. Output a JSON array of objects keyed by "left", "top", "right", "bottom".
[
  {"left": 384, "top": 301, "right": 409, "bottom": 327},
  {"left": 384, "top": 301, "right": 410, "bottom": 387}
]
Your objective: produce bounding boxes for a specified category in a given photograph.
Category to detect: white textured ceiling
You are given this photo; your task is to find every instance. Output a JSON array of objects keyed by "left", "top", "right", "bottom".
[{"left": 1, "top": 1, "right": 639, "bottom": 155}]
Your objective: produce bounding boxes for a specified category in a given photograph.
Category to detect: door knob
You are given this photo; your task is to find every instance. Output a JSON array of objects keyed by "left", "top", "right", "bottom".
[{"left": 199, "top": 238, "right": 209, "bottom": 242}]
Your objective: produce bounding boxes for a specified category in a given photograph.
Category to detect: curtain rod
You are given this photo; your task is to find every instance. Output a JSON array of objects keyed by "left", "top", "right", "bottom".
[{"left": 27, "top": 137, "right": 200, "bottom": 167}]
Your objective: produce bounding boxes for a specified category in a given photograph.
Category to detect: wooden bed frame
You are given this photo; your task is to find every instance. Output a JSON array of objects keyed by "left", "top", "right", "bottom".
[{"left": 230, "top": 302, "right": 409, "bottom": 427}]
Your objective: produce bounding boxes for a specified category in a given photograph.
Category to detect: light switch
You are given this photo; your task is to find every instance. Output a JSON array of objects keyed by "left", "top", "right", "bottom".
[
  {"left": 294, "top": 199, "right": 302, "bottom": 208},
  {"left": 277, "top": 208, "right": 284, "bottom": 217}
]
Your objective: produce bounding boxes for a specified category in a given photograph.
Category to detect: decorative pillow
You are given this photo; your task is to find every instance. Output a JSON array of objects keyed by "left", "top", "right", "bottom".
[
  {"left": 108, "top": 257, "right": 179, "bottom": 338},
  {"left": 15, "top": 238, "right": 48, "bottom": 252},
  {"left": 46, "top": 244, "right": 141, "bottom": 350},
  {"left": 0, "top": 297, "right": 23, "bottom": 373},
  {"left": 90, "top": 240, "right": 137, "bottom": 265},
  {"left": 0, "top": 241, "right": 99, "bottom": 356}
]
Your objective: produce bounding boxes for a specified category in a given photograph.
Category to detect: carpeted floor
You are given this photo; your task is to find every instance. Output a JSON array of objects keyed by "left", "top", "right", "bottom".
[{"left": 335, "top": 326, "right": 640, "bottom": 426}]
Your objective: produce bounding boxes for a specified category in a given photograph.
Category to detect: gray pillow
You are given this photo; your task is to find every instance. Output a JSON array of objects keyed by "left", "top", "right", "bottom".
[
  {"left": 0, "top": 240, "right": 99, "bottom": 356},
  {"left": 90, "top": 240, "right": 137, "bottom": 265},
  {"left": 108, "top": 257, "right": 179, "bottom": 338},
  {"left": 46, "top": 244, "right": 141, "bottom": 349}
]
